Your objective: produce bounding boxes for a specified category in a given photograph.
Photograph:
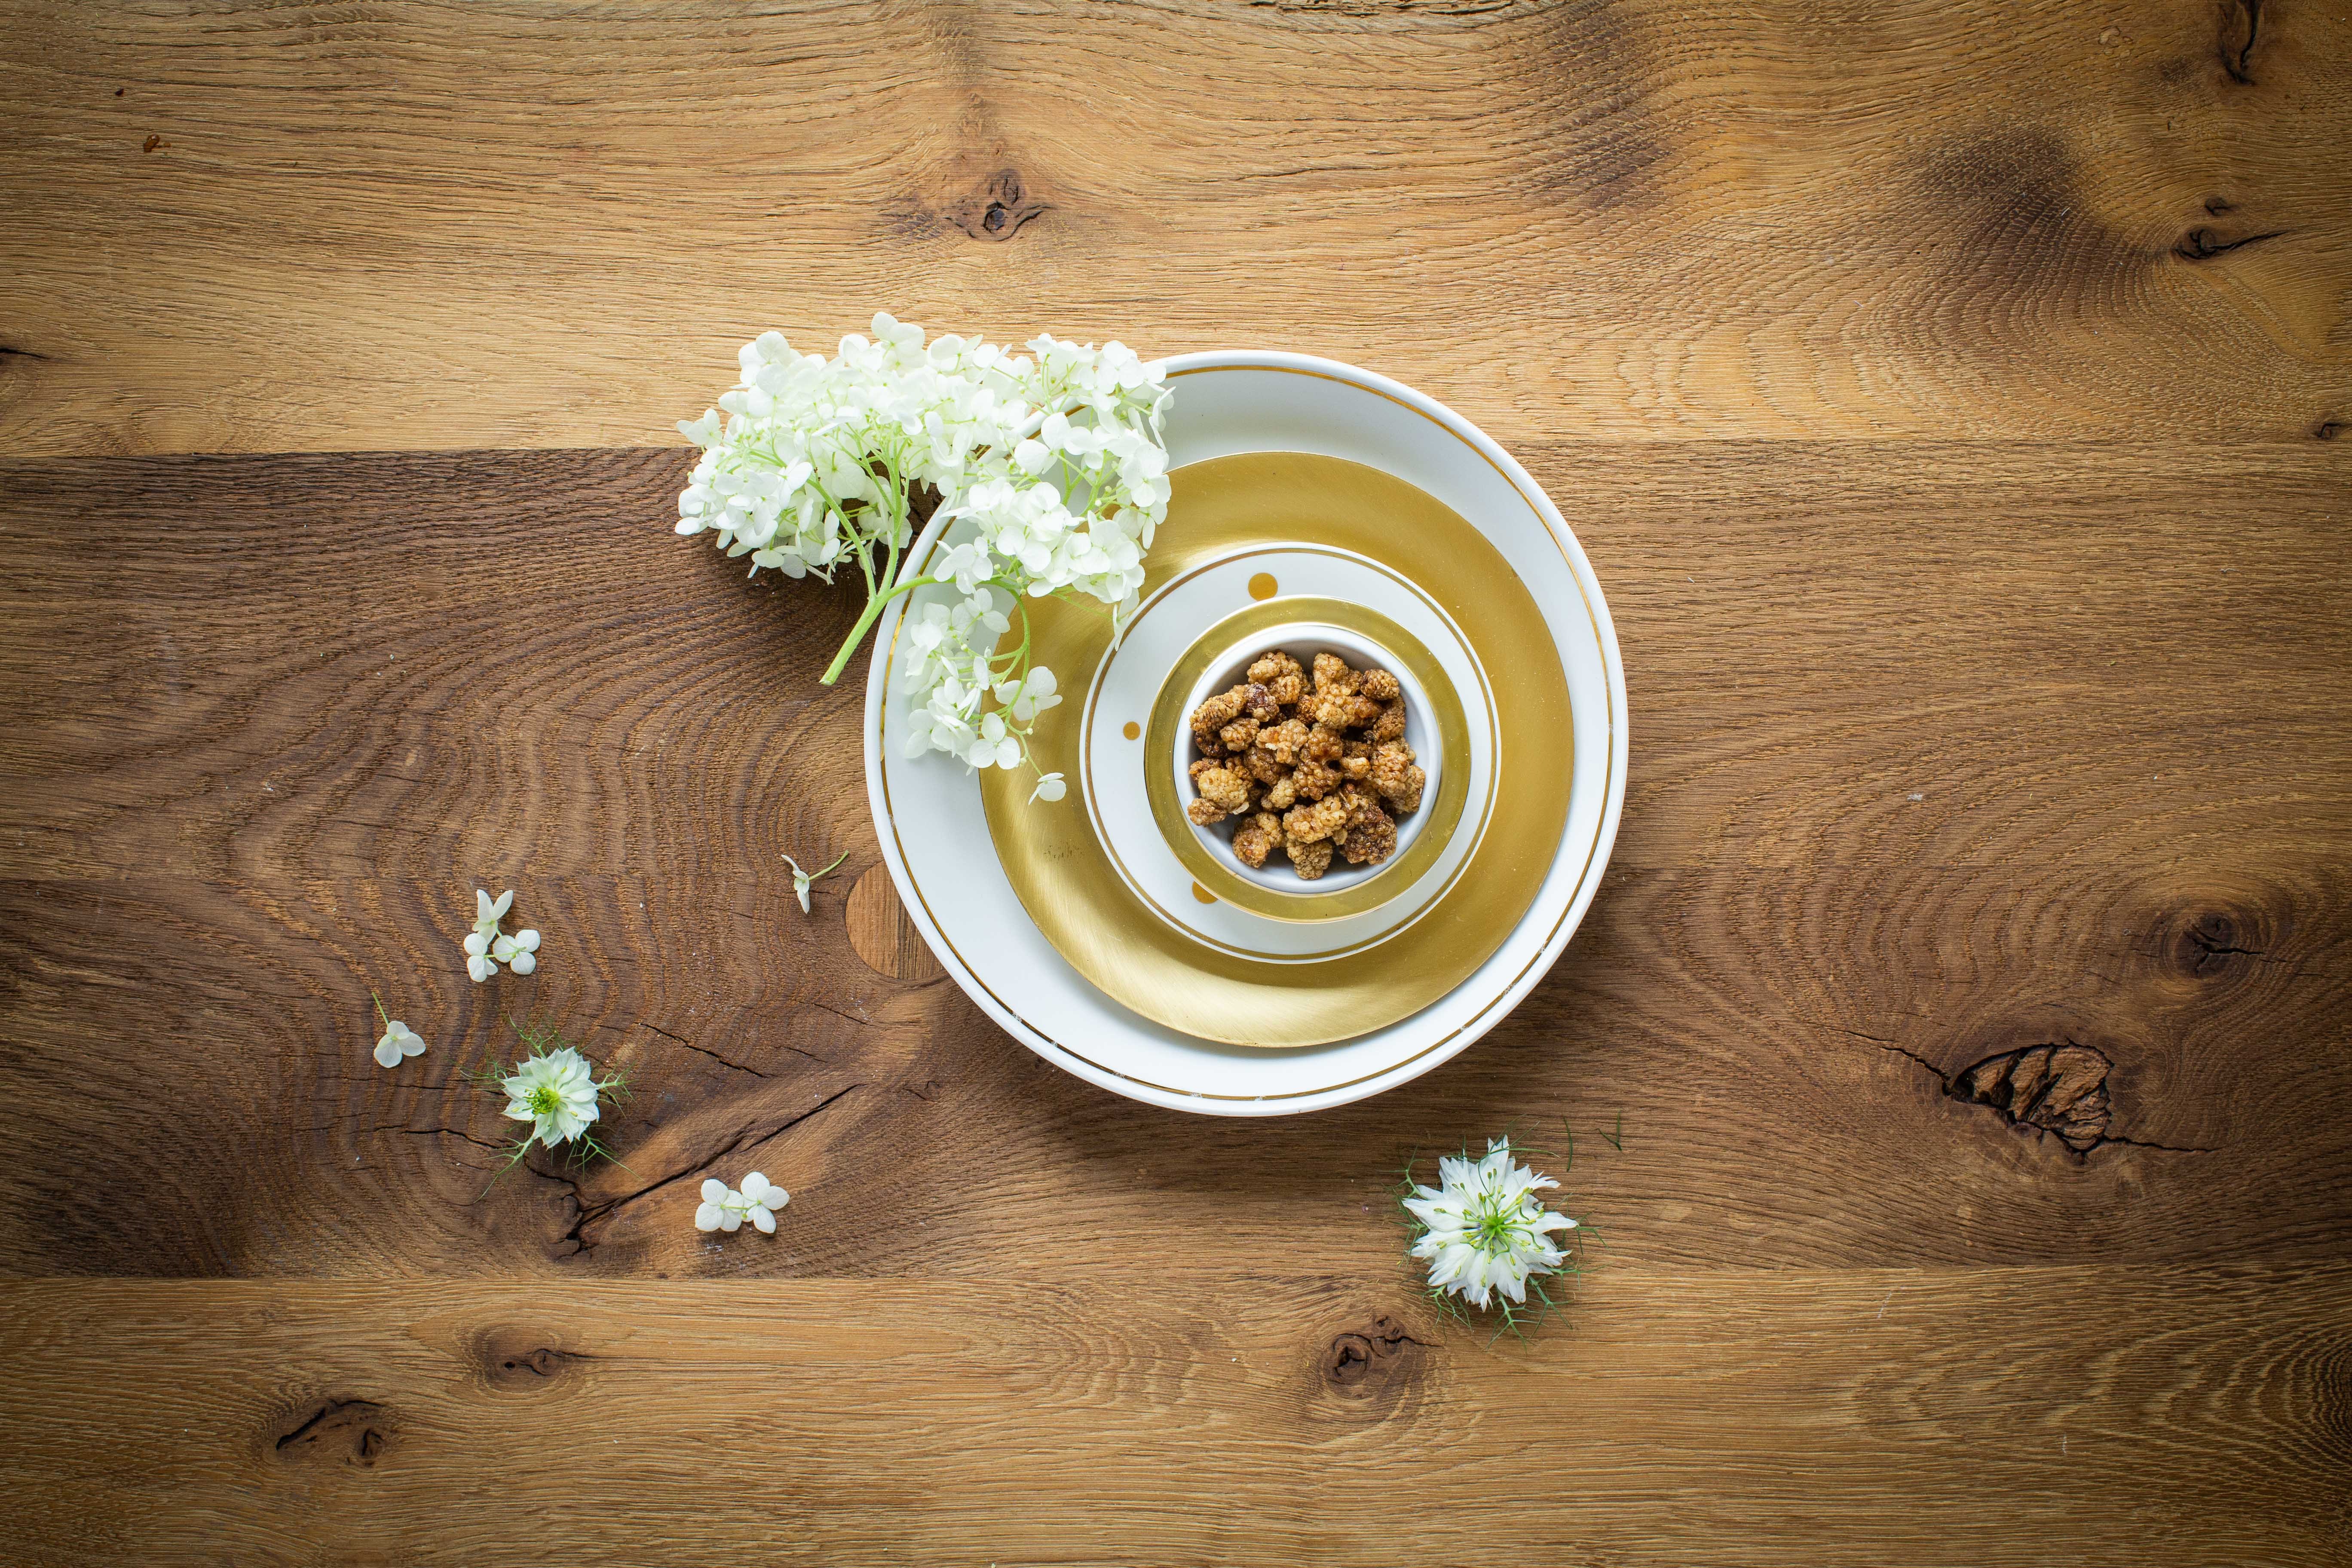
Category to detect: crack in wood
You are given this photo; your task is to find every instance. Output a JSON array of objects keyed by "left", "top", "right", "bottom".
[
  {"left": 556, "top": 1083, "right": 863, "bottom": 1257},
  {"left": 641, "top": 1021, "right": 774, "bottom": 1079},
  {"left": 273, "top": 1398, "right": 393, "bottom": 1466},
  {"left": 388, "top": 1124, "right": 514, "bottom": 1156},
  {"left": 2219, "top": 0, "right": 2262, "bottom": 85},
  {"left": 2175, "top": 227, "right": 2284, "bottom": 260}
]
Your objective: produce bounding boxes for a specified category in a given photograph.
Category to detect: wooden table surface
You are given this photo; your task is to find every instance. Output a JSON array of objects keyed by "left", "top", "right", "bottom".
[{"left": 3, "top": 3, "right": 2348, "bottom": 1563}]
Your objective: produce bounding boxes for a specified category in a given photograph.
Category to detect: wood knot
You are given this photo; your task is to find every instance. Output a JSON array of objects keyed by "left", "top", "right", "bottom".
[
  {"left": 949, "top": 169, "right": 1047, "bottom": 242},
  {"left": 2314, "top": 417, "right": 2344, "bottom": 441},
  {"left": 478, "top": 1330, "right": 592, "bottom": 1390},
  {"left": 2151, "top": 903, "right": 2279, "bottom": 981},
  {"left": 273, "top": 1399, "right": 395, "bottom": 1467},
  {"left": 1319, "top": 1315, "right": 1432, "bottom": 1400},
  {"left": 845, "top": 864, "right": 946, "bottom": 982},
  {"left": 1950, "top": 1043, "right": 2111, "bottom": 1152}
]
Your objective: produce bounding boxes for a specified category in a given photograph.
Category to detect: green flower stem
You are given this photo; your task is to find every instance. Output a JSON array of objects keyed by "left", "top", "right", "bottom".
[{"left": 819, "top": 571, "right": 949, "bottom": 686}]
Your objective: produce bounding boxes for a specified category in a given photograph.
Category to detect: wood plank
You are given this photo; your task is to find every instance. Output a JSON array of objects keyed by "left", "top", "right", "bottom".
[
  {"left": 2, "top": 442, "right": 2345, "bottom": 882},
  {"left": 0, "top": 444, "right": 2344, "bottom": 1280},
  {"left": 2, "top": 0, "right": 2347, "bottom": 455},
  {"left": 2, "top": 1268, "right": 2345, "bottom": 1565}
]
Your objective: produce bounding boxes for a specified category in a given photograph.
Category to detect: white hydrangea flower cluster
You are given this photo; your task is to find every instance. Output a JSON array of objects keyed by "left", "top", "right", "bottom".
[{"left": 675, "top": 314, "right": 1172, "bottom": 800}]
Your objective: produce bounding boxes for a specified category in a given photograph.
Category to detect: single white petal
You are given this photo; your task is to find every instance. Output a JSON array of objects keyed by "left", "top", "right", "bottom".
[
  {"left": 508, "top": 949, "right": 536, "bottom": 975},
  {"left": 462, "top": 931, "right": 490, "bottom": 958},
  {"left": 490, "top": 890, "right": 514, "bottom": 919},
  {"left": 374, "top": 1035, "right": 402, "bottom": 1068},
  {"left": 476, "top": 888, "right": 496, "bottom": 922},
  {"left": 701, "top": 1178, "right": 728, "bottom": 1204},
  {"left": 467, "top": 953, "right": 497, "bottom": 983},
  {"left": 751, "top": 1206, "right": 776, "bottom": 1234},
  {"left": 719, "top": 1210, "right": 743, "bottom": 1232},
  {"left": 511, "top": 929, "right": 539, "bottom": 952},
  {"left": 695, "top": 1202, "right": 724, "bottom": 1232}
]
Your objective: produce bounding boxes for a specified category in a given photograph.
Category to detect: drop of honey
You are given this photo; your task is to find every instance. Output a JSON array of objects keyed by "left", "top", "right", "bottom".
[
  {"left": 1122, "top": 720, "right": 1141, "bottom": 741},
  {"left": 1191, "top": 882, "right": 1216, "bottom": 904},
  {"left": 1247, "top": 572, "right": 1278, "bottom": 601}
]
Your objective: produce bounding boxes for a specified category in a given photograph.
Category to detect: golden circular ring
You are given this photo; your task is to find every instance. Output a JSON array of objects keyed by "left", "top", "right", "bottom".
[{"left": 978, "top": 450, "right": 1571, "bottom": 1048}]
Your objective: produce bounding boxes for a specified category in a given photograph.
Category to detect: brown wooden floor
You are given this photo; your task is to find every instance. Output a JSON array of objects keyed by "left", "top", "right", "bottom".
[{"left": 2, "top": 3, "right": 2347, "bottom": 1563}]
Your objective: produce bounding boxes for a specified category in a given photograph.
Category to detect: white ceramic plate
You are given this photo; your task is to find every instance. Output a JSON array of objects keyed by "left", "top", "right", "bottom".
[{"left": 862, "top": 352, "right": 1627, "bottom": 1115}]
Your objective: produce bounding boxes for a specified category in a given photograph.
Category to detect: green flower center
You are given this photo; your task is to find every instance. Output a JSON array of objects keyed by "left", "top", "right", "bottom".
[
  {"left": 529, "top": 1084, "right": 564, "bottom": 1116},
  {"left": 1471, "top": 1191, "right": 1525, "bottom": 1252}
]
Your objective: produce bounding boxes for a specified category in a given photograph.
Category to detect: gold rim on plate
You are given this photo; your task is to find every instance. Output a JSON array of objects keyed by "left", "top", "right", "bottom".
[{"left": 976, "top": 450, "right": 1573, "bottom": 1048}]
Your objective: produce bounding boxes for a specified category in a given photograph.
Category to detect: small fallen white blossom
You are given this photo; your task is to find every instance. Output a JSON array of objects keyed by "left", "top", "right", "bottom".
[
  {"left": 1403, "top": 1138, "right": 1577, "bottom": 1314},
  {"left": 782, "top": 849, "right": 850, "bottom": 914},
  {"left": 695, "top": 1171, "right": 789, "bottom": 1234},
  {"left": 492, "top": 928, "right": 540, "bottom": 974},
  {"left": 673, "top": 314, "right": 1172, "bottom": 802},
  {"left": 461, "top": 888, "right": 540, "bottom": 982},
  {"left": 370, "top": 993, "right": 425, "bottom": 1069}
]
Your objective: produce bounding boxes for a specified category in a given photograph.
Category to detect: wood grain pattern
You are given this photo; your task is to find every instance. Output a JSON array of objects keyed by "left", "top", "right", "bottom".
[
  {"left": 1, "top": 0, "right": 2349, "bottom": 1560},
  {"left": 0, "top": 444, "right": 2344, "bottom": 1286},
  {"left": 2, "top": 1268, "right": 2347, "bottom": 1566},
  {"left": 845, "top": 862, "right": 949, "bottom": 983},
  {"left": 0, "top": 0, "right": 2347, "bottom": 455}
]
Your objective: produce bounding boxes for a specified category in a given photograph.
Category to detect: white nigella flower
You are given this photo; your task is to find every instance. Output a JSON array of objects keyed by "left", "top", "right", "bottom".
[
  {"left": 500, "top": 1045, "right": 602, "bottom": 1150},
  {"left": 1403, "top": 1139, "right": 1577, "bottom": 1310},
  {"left": 370, "top": 994, "right": 425, "bottom": 1069},
  {"left": 695, "top": 1171, "right": 789, "bottom": 1234},
  {"left": 461, "top": 888, "right": 540, "bottom": 981},
  {"left": 782, "top": 849, "right": 849, "bottom": 914}
]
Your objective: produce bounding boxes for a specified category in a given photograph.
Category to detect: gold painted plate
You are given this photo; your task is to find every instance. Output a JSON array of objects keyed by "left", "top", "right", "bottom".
[{"left": 978, "top": 451, "right": 1571, "bottom": 1047}]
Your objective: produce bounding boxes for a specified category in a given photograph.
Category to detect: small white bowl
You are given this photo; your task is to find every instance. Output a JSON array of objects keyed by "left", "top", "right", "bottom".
[{"left": 1170, "top": 622, "right": 1442, "bottom": 900}]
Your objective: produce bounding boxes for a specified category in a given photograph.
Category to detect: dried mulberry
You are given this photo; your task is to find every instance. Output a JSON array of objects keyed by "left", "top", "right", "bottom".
[
  {"left": 1370, "top": 741, "right": 1424, "bottom": 814},
  {"left": 1283, "top": 795, "right": 1349, "bottom": 845}
]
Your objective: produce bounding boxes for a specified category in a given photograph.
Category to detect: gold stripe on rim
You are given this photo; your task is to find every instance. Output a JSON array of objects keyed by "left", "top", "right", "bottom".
[
  {"left": 876, "top": 360, "right": 1617, "bottom": 1099},
  {"left": 975, "top": 450, "right": 1571, "bottom": 1048},
  {"left": 1141, "top": 596, "right": 1471, "bottom": 922}
]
